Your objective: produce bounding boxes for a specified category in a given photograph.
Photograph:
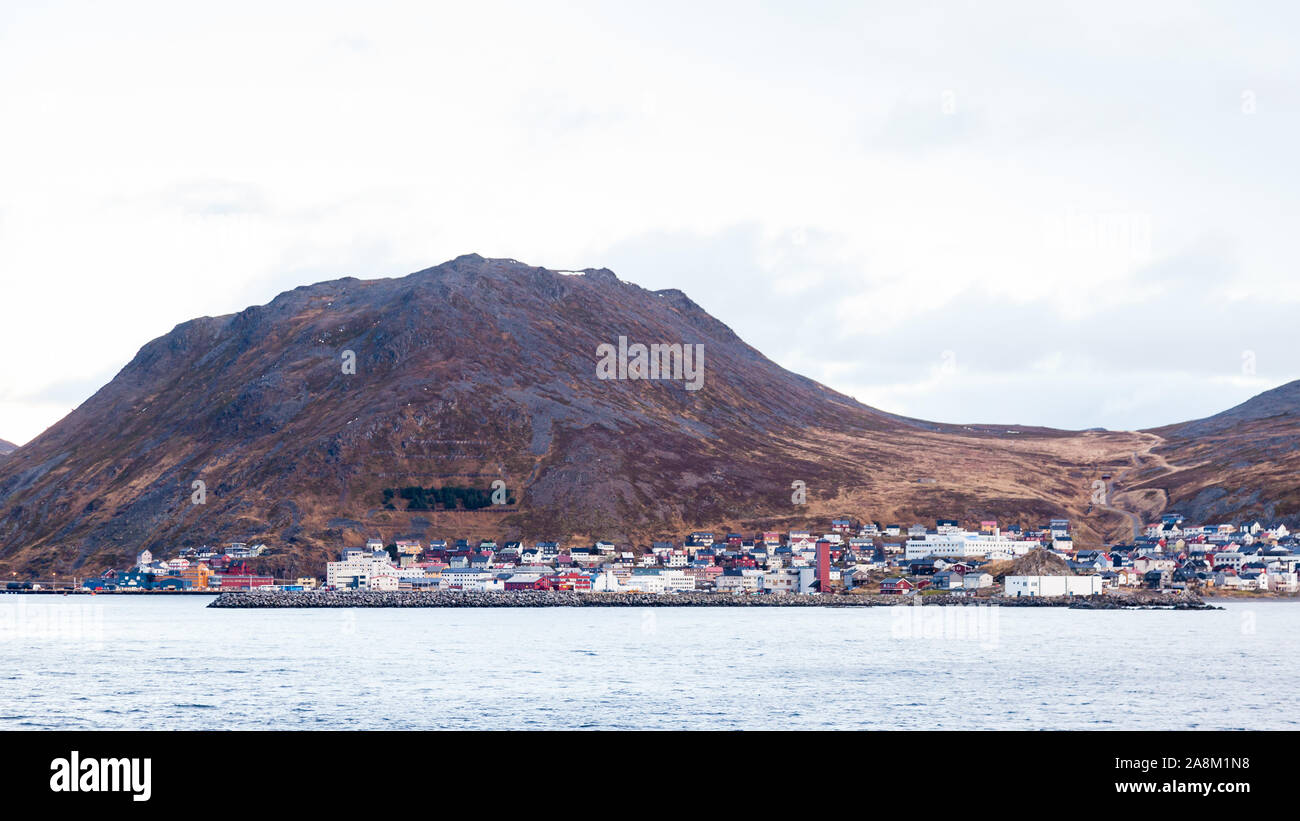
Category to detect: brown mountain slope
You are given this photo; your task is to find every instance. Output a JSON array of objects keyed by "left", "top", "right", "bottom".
[
  {"left": 0, "top": 439, "right": 15, "bottom": 457},
  {"left": 0, "top": 256, "right": 1245, "bottom": 577},
  {"left": 982, "top": 548, "right": 1074, "bottom": 581},
  {"left": 1140, "top": 381, "right": 1300, "bottom": 525}
]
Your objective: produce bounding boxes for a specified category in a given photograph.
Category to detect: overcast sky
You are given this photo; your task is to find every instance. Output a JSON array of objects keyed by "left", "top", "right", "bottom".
[{"left": 2, "top": 1, "right": 1298, "bottom": 445}]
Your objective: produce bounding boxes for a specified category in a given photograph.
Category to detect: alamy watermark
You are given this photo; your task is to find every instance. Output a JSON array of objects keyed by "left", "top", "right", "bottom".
[
  {"left": 1041, "top": 209, "right": 1153, "bottom": 265},
  {"left": 1092, "top": 479, "right": 1108, "bottom": 506},
  {"left": 595, "top": 336, "right": 704, "bottom": 391},
  {"left": 791, "top": 480, "right": 807, "bottom": 505},
  {"left": 50, "top": 751, "right": 151, "bottom": 801},
  {"left": 891, "top": 596, "right": 1000, "bottom": 650},
  {"left": 0, "top": 600, "right": 105, "bottom": 648}
]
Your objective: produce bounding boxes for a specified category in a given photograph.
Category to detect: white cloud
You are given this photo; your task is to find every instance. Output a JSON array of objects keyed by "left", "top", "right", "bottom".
[{"left": 2, "top": 0, "right": 1299, "bottom": 443}]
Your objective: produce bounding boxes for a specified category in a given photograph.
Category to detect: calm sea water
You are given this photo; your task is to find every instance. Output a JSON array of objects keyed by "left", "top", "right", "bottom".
[{"left": 1, "top": 594, "right": 1295, "bottom": 730}]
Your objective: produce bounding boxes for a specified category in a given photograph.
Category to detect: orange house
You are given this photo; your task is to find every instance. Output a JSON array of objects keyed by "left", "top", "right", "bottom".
[{"left": 179, "top": 563, "right": 215, "bottom": 590}]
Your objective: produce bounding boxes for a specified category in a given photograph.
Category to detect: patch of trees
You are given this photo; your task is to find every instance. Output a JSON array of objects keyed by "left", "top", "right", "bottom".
[{"left": 381, "top": 485, "right": 515, "bottom": 511}]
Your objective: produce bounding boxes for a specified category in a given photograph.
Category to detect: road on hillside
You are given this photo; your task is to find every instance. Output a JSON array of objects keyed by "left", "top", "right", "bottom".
[{"left": 1096, "top": 433, "right": 1197, "bottom": 540}]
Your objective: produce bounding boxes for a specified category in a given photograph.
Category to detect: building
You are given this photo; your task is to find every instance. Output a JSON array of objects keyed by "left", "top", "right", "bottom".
[
  {"left": 622, "top": 573, "right": 667, "bottom": 594},
  {"left": 326, "top": 553, "right": 399, "bottom": 591},
  {"left": 547, "top": 571, "right": 592, "bottom": 592},
  {"left": 880, "top": 578, "right": 914, "bottom": 595},
  {"left": 504, "top": 573, "right": 550, "bottom": 591},
  {"left": 178, "top": 563, "right": 215, "bottom": 590},
  {"left": 763, "top": 568, "right": 802, "bottom": 594},
  {"left": 815, "top": 540, "right": 831, "bottom": 592},
  {"left": 657, "top": 569, "right": 696, "bottom": 592},
  {"left": 214, "top": 574, "right": 274, "bottom": 590},
  {"left": 1004, "top": 575, "right": 1102, "bottom": 597},
  {"left": 1264, "top": 572, "right": 1300, "bottom": 593},
  {"left": 395, "top": 540, "right": 423, "bottom": 555},
  {"left": 904, "top": 530, "right": 1036, "bottom": 561},
  {"left": 716, "top": 569, "right": 764, "bottom": 594},
  {"left": 930, "top": 571, "right": 963, "bottom": 590},
  {"left": 436, "top": 567, "right": 494, "bottom": 591}
]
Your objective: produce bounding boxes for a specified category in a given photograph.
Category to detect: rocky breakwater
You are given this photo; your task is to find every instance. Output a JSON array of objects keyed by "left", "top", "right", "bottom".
[{"left": 207, "top": 590, "right": 1215, "bottom": 609}]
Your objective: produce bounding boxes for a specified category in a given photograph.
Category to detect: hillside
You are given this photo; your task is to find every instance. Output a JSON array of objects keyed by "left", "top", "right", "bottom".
[
  {"left": 0, "top": 255, "right": 1287, "bottom": 577},
  {"left": 1138, "top": 381, "right": 1300, "bottom": 525},
  {"left": 983, "top": 548, "right": 1074, "bottom": 581},
  {"left": 0, "top": 440, "right": 15, "bottom": 457}
]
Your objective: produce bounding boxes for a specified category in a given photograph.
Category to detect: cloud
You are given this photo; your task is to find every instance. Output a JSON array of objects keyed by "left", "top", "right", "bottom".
[
  {"left": 3, "top": 1, "right": 1300, "bottom": 442},
  {"left": 161, "top": 180, "right": 269, "bottom": 217},
  {"left": 868, "top": 94, "right": 986, "bottom": 153},
  {"left": 597, "top": 222, "right": 1299, "bottom": 430}
]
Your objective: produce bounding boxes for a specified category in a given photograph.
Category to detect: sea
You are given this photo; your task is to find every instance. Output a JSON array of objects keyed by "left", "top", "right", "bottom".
[{"left": 1, "top": 594, "right": 1295, "bottom": 730}]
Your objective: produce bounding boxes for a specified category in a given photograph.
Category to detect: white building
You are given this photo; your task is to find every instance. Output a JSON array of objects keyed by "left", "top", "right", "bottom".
[
  {"left": 1005, "top": 575, "right": 1102, "bottom": 597},
  {"left": 1210, "top": 552, "right": 1247, "bottom": 570},
  {"left": 622, "top": 574, "right": 666, "bottom": 594},
  {"left": 763, "top": 569, "right": 801, "bottom": 594},
  {"left": 326, "top": 554, "right": 399, "bottom": 591},
  {"left": 436, "top": 567, "right": 494, "bottom": 591},
  {"left": 590, "top": 569, "right": 625, "bottom": 592},
  {"left": 763, "top": 567, "right": 816, "bottom": 594},
  {"left": 1262, "top": 572, "right": 1299, "bottom": 593},
  {"left": 658, "top": 569, "right": 696, "bottom": 592},
  {"left": 715, "top": 569, "right": 764, "bottom": 594},
  {"left": 905, "top": 530, "right": 1037, "bottom": 561}
]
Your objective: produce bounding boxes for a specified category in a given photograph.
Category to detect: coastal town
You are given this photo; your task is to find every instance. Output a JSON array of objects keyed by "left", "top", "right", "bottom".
[{"left": 32, "top": 513, "right": 1300, "bottom": 600}]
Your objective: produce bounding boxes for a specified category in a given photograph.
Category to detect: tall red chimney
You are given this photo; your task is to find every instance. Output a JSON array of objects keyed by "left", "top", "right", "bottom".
[{"left": 816, "top": 540, "right": 831, "bottom": 593}]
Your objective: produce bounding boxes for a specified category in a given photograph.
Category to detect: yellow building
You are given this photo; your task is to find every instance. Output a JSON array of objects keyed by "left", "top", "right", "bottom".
[{"left": 179, "top": 563, "right": 215, "bottom": 590}]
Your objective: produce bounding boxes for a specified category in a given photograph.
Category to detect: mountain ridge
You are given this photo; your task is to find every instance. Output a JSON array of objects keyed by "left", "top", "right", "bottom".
[{"left": 1, "top": 255, "right": 1296, "bottom": 577}]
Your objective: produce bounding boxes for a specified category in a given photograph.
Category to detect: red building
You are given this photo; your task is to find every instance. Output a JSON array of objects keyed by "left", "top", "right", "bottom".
[
  {"left": 215, "top": 574, "right": 274, "bottom": 590},
  {"left": 880, "top": 578, "right": 913, "bottom": 595},
  {"left": 548, "top": 571, "right": 592, "bottom": 592},
  {"left": 815, "top": 540, "right": 831, "bottom": 592},
  {"left": 504, "top": 576, "right": 551, "bottom": 591}
]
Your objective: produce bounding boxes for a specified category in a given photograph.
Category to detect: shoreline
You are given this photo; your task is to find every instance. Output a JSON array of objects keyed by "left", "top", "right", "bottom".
[
  {"left": 206, "top": 590, "right": 1217, "bottom": 609},
  {"left": 1, "top": 589, "right": 219, "bottom": 596}
]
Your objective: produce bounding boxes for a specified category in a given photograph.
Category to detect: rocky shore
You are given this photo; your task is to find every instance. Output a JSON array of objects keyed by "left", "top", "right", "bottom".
[{"left": 207, "top": 589, "right": 1216, "bottom": 609}]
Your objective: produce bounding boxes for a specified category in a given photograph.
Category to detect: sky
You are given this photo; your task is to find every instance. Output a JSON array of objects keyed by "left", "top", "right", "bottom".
[{"left": 2, "top": 1, "right": 1298, "bottom": 445}]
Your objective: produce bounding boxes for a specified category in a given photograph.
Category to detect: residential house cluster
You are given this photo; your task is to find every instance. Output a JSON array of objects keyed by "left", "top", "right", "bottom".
[
  {"left": 321, "top": 517, "right": 1096, "bottom": 597},
  {"left": 80, "top": 543, "right": 313, "bottom": 592},
  {"left": 81, "top": 511, "right": 1300, "bottom": 597}
]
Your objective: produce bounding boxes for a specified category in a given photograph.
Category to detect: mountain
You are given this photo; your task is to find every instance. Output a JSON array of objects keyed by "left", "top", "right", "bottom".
[
  {"left": 1139, "top": 381, "right": 1300, "bottom": 525},
  {"left": 0, "top": 255, "right": 1292, "bottom": 577},
  {"left": 0, "top": 440, "right": 15, "bottom": 457}
]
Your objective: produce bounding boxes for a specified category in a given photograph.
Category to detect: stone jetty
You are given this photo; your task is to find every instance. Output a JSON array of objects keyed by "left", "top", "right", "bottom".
[{"left": 207, "top": 589, "right": 1215, "bottom": 609}]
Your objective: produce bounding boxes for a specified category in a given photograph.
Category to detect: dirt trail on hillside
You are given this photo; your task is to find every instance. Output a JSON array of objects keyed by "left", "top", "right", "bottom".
[{"left": 1097, "top": 433, "right": 1190, "bottom": 539}]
